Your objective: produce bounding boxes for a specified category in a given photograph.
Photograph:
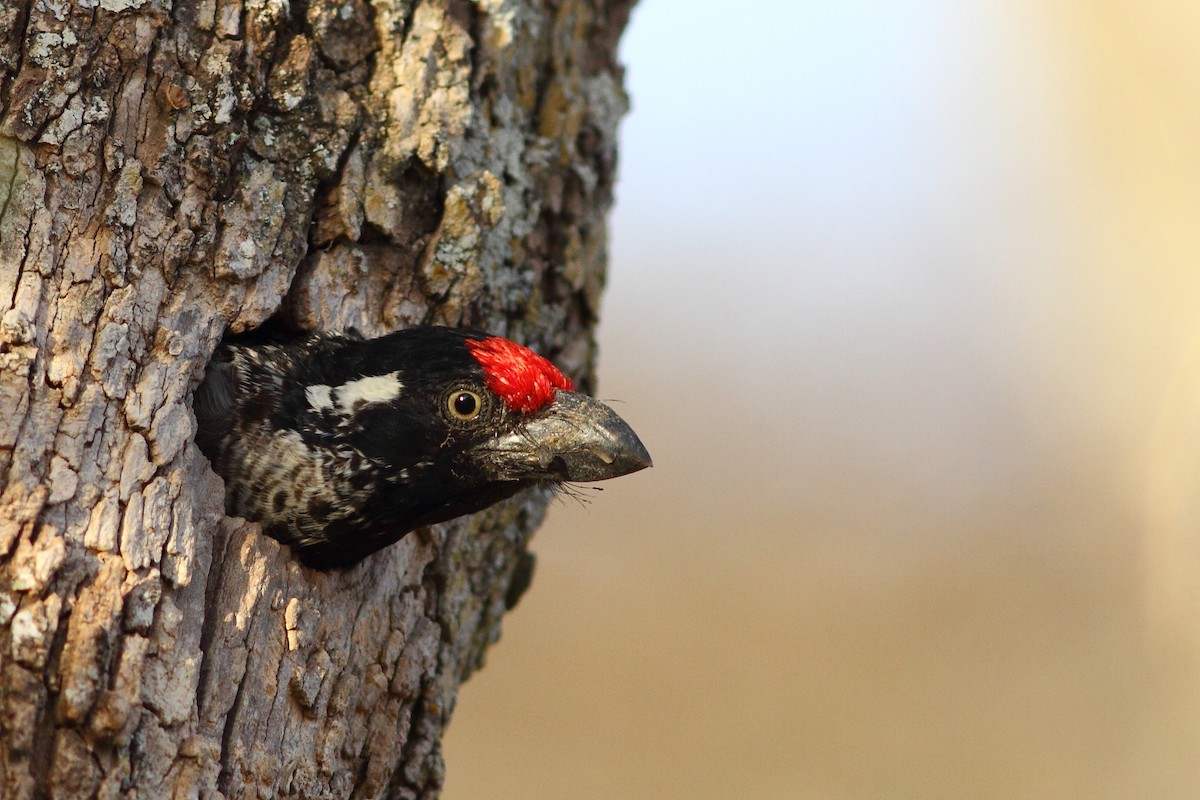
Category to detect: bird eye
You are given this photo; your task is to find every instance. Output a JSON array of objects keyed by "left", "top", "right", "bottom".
[{"left": 448, "top": 390, "right": 483, "bottom": 420}]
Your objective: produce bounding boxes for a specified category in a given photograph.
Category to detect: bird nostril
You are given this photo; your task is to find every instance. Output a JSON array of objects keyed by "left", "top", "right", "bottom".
[{"left": 587, "top": 448, "right": 614, "bottom": 465}]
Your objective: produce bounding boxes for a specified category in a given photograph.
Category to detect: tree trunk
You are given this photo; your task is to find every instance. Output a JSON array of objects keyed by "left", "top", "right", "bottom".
[{"left": 0, "top": 0, "right": 632, "bottom": 796}]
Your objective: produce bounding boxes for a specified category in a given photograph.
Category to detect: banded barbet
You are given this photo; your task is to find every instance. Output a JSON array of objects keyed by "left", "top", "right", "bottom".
[{"left": 194, "top": 326, "right": 651, "bottom": 569}]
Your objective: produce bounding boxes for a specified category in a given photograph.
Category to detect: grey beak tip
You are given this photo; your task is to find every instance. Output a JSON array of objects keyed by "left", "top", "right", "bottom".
[
  {"left": 594, "top": 404, "right": 652, "bottom": 479},
  {"left": 628, "top": 440, "right": 653, "bottom": 472}
]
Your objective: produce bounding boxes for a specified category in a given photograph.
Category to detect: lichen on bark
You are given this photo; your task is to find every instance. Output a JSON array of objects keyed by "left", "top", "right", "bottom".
[{"left": 0, "top": 0, "right": 635, "bottom": 796}]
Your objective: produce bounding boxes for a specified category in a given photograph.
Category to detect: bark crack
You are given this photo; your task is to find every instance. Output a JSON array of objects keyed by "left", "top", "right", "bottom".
[
  {"left": 30, "top": 602, "right": 74, "bottom": 796},
  {"left": 0, "top": 4, "right": 32, "bottom": 114},
  {"left": 215, "top": 650, "right": 252, "bottom": 797},
  {"left": 0, "top": 136, "right": 19, "bottom": 229}
]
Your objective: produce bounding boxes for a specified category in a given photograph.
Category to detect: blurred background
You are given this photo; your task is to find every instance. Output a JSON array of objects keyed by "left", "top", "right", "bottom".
[{"left": 444, "top": 1, "right": 1200, "bottom": 797}]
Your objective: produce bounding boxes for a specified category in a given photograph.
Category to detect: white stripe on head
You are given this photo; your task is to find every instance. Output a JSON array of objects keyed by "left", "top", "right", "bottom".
[
  {"left": 306, "top": 384, "right": 334, "bottom": 411},
  {"left": 334, "top": 372, "right": 404, "bottom": 414}
]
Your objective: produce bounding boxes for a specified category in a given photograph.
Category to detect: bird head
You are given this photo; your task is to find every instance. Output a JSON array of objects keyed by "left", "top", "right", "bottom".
[{"left": 332, "top": 327, "right": 652, "bottom": 490}]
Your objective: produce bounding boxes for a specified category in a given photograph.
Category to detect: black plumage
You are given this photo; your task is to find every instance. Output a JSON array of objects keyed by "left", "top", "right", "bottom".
[{"left": 194, "top": 326, "right": 651, "bottom": 569}]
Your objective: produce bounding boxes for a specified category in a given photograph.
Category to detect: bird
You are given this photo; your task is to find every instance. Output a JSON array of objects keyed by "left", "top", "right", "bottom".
[{"left": 193, "top": 326, "right": 652, "bottom": 569}]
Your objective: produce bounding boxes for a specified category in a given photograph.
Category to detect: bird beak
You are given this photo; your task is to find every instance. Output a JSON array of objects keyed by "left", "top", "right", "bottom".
[{"left": 487, "top": 390, "right": 653, "bottom": 482}]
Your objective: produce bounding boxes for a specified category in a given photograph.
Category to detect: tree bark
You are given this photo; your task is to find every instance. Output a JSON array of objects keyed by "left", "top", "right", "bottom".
[{"left": 0, "top": 0, "right": 632, "bottom": 796}]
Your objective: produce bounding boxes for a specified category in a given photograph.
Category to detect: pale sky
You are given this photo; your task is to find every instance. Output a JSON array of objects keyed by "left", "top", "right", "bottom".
[{"left": 604, "top": 0, "right": 1200, "bottom": 510}]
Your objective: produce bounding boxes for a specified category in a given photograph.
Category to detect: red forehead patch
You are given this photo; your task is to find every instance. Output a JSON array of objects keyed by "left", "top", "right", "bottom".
[{"left": 466, "top": 335, "right": 574, "bottom": 413}]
